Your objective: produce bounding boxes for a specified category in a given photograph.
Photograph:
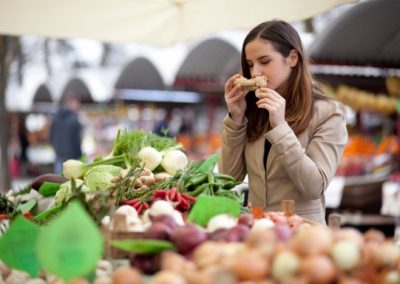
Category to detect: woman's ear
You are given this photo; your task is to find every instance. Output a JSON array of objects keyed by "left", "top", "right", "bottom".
[{"left": 288, "top": 49, "right": 299, "bottom": 67}]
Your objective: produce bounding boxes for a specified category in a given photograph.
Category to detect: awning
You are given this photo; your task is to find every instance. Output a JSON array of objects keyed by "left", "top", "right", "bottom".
[
  {"left": 0, "top": 0, "right": 354, "bottom": 46},
  {"left": 174, "top": 38, "right": 240, "bottom": 92},
  {"left": 309, "top": 0, "right": 400, "bottom": 69},
  {"left": 115, "top": 57, "right": 165, "bottom": 90}
]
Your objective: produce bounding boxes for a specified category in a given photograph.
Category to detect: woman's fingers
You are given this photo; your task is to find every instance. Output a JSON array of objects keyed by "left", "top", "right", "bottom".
[
  {"left": 256, "top": 98, "right": 279, "bottom": 111},
  {"left": 224, "top": 74, "right": 242, "bottom": 93},
  {"left": 256, "top": 89, "right": 280, "bottom": 100},
  {"left": 226, "top": 84, "right": 246, "bottom": 102}
]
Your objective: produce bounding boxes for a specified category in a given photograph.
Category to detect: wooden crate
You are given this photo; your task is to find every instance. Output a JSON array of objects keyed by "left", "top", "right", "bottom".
[{"left": 102, "top": 213, "right": 143, "bottom": 259}]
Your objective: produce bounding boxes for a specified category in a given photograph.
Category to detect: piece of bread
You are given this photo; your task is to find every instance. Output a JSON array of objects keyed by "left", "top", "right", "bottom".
[{"left": 235, "top": 76, "right": 267, "bottom": 91}]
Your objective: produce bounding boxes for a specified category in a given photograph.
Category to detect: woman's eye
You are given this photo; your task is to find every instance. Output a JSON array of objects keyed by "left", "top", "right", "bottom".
[{"left": 261, "top": 61, "right": 270, "bottom": 65}]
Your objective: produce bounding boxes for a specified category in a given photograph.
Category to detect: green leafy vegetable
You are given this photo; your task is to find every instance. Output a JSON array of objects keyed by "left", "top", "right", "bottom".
[
  {"left": 110, "top": 239, "right": 175, "bottom": 254},
  {"left": 16, "top": 200, "right": 37, "bottom": 214},
  {"left": 34, "top": 205, "right": 63, "bottom": 221},
  {"left": 112, "top": 129, "right": 179, "bottom": 165}
]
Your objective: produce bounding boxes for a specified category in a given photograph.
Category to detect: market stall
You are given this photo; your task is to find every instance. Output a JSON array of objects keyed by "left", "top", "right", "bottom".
[
  {"left": 1, "top": 129, "right": 399, "bottom": 283},
  {"left": 308, "top": 0, "right": 400, "bottom": 233}
]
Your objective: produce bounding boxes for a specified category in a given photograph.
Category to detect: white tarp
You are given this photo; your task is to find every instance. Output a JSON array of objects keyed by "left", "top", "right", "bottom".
[{"left": 0, "top": 0, "right": 356, "bottom": 45}]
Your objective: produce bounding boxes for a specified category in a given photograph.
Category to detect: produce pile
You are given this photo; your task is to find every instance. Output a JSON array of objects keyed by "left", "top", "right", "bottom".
[
  {"left": 0, "top": 129, "right": 241, "bottom": 226},
  {"left": 1, "top": 205, "right": 400, "bottom": 284},
  {"left": 337, "top": 135, "right": 398, "bottom": 177},
  {"left": 1, "top": 129, "right": 399, "bottom": 284}
]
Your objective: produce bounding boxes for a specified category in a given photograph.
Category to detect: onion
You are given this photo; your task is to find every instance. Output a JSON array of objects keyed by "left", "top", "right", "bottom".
[
  {"left": 331, "top": 240, "right": 361, "bottom": 271},
  {"left": 192, "top": 241, "right": 223, "bottom": 269},
  {"left": 292, "top": 226, "right": 333, "bottom": 256},
  {"left": 207, "top": 214, "right": 237, "bottom": 233},
  {"left": 363, "top": 229, "right": 385, "bottom": 244},
  {"left": 172, "top": 210, "right": 185, "bottom": 226},
  {"left": 170, "top": 224, "right": 207, "bottom": 254},
  {"left": 126, "top": 215, "right": 145, "bottom": 232},
  {"left": 149, "top": 200, "right": 175, "bottom": 217},
  {"left": 161, "top": 149, "right": 188, "bottom": 175},
  {"left": 371, "top": 241, "right": 400, "bottom": 269},
  {"left": 149, "top": 214, "right": 178, "bottom": 230},
  {"left": 334, "top": 227, "right": 364, "bottom": 247},
  {"left": 251, "top": 218, "right": 275, "bottom": 232},
  {"left": 116, "top": 205, "right": 138, "bottom": 219},
  {"left": 274, "top": 223, "right": 292, "bottom": 242},
  {"left": 384, "top": 270, "right": 400, "bottom": 283},
  {"left": 160, "top": 251, "right": 192, "bottom": 274},
  {"left": 245, "top": 229, "right": 276, "bottom": 258},
  {"left": 137, "top": 146, "right": 162, "bottom": 171},
  {"left": 230, "top": 249, "right": 269, "bottom": 281},
  {"left": 93, "top": 276, "right": 112, "bottom": 284},
  {"left": 287, "top": 215, "right": 304, "bottom": 230},
  {"left": 237, "top": 213, "right": 254, "bottom": 228},
  {"left": 200, "top": 267, "right": 236, "bottom": 284},
  {"left": 271, "top": 250, "right": 300, "bottom": 282},
  {"left": 152, "top": 271, "right": 186, "bottom": 284},
  {"left": 112, "top": 266, "right": 142, "bottom": 284},
  {"left": 300, "top": 255, "right": 336, "bottom": 284}
]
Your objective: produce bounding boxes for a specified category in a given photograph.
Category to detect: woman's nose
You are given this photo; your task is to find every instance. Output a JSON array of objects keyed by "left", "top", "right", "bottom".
[{"left": 251, "top": 67, "right": 262, "bottom": 78}]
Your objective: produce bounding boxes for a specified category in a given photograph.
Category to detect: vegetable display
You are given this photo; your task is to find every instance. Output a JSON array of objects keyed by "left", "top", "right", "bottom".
[{"left": 1, "top": 128, "right": 399, "bottom": 284}]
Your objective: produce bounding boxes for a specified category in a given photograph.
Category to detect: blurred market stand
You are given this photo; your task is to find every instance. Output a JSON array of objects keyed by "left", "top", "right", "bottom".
[{"left": 308, "top": 0, "right": 400, "bottom": 233}]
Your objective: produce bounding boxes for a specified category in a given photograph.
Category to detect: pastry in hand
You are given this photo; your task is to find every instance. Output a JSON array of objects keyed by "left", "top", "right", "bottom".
[{"left": 235, "top": 75, "right": 267, "bottom": 91}]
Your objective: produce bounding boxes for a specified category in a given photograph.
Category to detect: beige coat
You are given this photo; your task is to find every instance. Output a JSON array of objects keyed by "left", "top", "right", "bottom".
[{"left": 219, "top": 99, "right": 348, "bottom": 224}]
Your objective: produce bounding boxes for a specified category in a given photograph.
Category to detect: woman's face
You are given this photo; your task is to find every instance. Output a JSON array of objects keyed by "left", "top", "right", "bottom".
[{"left": 245, "top": 38, "right": 293, "bottom": 92}]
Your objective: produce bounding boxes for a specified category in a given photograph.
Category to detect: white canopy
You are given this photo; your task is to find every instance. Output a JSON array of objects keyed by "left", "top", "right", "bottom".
[{"left": 0, "top": 0, "right": 355, "bottom": 45}]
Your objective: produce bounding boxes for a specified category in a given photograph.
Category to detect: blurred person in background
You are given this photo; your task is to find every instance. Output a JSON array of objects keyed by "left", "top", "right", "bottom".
[
  {"left": 17, "top": 114, "right": 30, "bottom": 176},
  {"left": 219, "top": 20, "right": 348, "bottom": 225},
  {"left": 50, "top": 95, "right": 82, "bottom": 174},
  {"left": 153, "top": 108, "right": 173, "bottom": 137}
]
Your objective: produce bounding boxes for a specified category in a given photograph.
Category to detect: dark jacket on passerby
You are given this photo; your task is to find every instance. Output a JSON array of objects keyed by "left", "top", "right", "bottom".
[{"left": 50, "top": 106, "right": 82, "bottom": 161}]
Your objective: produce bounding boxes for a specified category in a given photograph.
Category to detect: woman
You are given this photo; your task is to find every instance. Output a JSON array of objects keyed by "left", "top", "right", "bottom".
[{"left": 219, "top": 20, "right": 348, "bottom": 224}]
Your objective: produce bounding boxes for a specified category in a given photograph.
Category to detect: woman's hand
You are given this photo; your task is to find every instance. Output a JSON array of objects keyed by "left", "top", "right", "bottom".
[
  {"left": 224, "top": 74, "right": 247, "bottom": 124},
  {"left": 255, "top": 87, "right": 286, "bottom": 128}
]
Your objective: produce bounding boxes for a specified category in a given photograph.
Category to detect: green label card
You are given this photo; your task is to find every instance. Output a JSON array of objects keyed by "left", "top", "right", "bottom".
[
  {"left": 36, "top": 201, "right": 103, "bottom": 280},
  {"left": 188, "top": 195, "right": 240, "bottom": 226},
  {"left": 0, "top": 216, "right": 41, "bottom": 277},
  {"left": 39, "top": 182, "right": 62, "bottom": 197}
]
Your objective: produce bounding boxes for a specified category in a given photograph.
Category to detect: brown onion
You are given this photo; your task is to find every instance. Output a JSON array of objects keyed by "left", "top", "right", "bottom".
[
  {"left": 230, "top": 249, "right": 269, "bottom": 281},
  {"left": 152, "top": 271, "right": 186, "bottom": 284},
  {"left": 192, "top": 241, "right": 223, "bottom": 269},
  {"left": 112, "top": 266, "right": 142, "bottom": 284},
  {"left": 292, "top": 226, "right": 333, "bottom": 256},
  {"left": 300, "top": 255, "right": 336, "bottom": 284},
  {"left": 363, "top": 229, "right": 386, "bottom": 244},
  {"left": 371, "top": 241, "right": 400, "bottom": 269},
  {"left": 334, "top": 228, "right": 364, "bottom": 248}
]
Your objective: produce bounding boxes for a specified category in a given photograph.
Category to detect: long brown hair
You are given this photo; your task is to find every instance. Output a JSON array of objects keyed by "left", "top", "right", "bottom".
[{"left": 242, "top": 20, "right": 326, "bottom": 142}]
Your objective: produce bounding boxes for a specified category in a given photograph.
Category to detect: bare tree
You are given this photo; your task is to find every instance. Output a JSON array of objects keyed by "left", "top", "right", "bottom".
[
  {"left": 100, "top": 43, "right": 112, "bottom": 67},
  {"left": 44, "top": 39, "right": 52, "bottom": 77},
  {"left": 304, "top": 18, "right": 314, "bottom": 33},
  {"left": 0, "top": 36, "right": 22, "bottom": 193}
]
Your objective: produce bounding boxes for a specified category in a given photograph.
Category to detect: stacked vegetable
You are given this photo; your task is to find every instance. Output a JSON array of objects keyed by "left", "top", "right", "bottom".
[{"left": 1, "top": 129, "right": 241, "bottom": 225}]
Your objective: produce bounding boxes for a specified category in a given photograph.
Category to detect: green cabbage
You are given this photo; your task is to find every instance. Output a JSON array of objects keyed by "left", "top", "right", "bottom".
[
  {"left": 55, "top": 179, "right": 87, "bottom": 206},
  {"left": 84, "top": 165, "right": 122, "bottom": 191}
]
